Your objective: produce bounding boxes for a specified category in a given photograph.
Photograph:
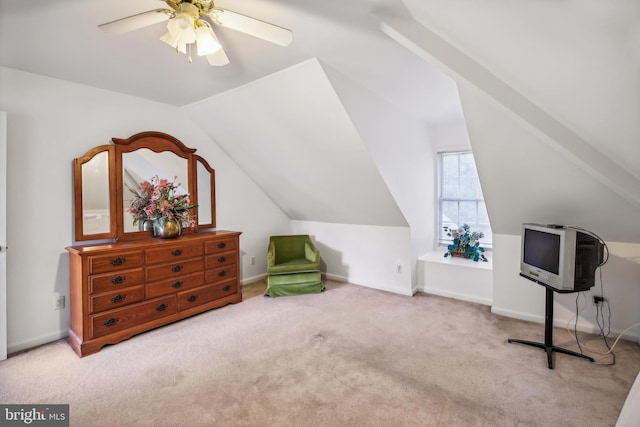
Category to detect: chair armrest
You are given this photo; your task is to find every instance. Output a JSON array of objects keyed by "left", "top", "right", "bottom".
[
  {"left": 305, "top": 240, "right": 320, "bottom": 263},
  {"left": 267, "top": 241, "right": 276, "bottom": 267}
]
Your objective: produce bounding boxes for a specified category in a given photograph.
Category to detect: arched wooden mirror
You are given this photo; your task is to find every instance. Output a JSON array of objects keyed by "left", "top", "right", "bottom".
[
  {"left": 73, "top": 145, "right": 116, "bottom": 241},
  {"left": 73, "top": 131, "right": 216, "bottom": 241}
]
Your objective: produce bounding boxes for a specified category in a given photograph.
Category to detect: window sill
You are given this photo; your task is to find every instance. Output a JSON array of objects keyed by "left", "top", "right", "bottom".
[{"left": 419, "top": 251, "right": 493, "bottom": 271}]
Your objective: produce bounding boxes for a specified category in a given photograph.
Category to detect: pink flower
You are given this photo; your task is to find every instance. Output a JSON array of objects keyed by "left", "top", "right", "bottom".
[{"left": 127, "top": 175, "right": 197, "bottom": 227}]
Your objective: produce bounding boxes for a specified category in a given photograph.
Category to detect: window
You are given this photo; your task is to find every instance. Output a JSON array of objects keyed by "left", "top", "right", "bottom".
[{"left": 439, "top": 151, "right": 492, "bottom": 247}]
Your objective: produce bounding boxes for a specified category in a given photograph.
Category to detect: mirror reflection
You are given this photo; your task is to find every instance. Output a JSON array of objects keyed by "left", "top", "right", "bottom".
[
  {"left": 122, "top": 149, "right": 189, "bottom": 233},
  {"left": 197, "top": 160, "right": 212, "bottom": 225},
  {"left": 81, "top": 151, "right": 111, "bottom": 235}
]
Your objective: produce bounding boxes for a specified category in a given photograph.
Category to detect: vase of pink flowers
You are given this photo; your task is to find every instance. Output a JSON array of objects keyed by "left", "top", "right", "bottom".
[{"left": 127, "top": 175, "right": 197, "bottom": 239}]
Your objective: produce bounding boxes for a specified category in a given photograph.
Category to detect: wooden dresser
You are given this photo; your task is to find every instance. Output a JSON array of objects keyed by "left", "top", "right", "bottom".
[{"left": 66, "top": 230, "right": 241, "bottom": 357}]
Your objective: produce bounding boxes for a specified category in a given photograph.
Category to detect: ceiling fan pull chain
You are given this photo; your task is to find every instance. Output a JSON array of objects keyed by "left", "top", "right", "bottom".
[{"left": 188, "top": 43, "right": 193, "bottom": 63}]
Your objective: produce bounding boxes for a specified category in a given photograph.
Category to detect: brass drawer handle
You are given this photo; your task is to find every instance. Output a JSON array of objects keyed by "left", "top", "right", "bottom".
[
  {"left": 223, "top": 285, "right": 231, "bottom": 292},
  {"left": 156, "top": 303, "right": 168, "bottom": 312},
  {"left": 171, "top": 249, "right": 183, "bottom": 256},
  {"left": 217, "top": 256, "right": 226, "bottom": 263},
  {"left": 111, "top": 294, "right": 126, "bottom": 303},
  {"left": 217, "top": 242, "right": 227, "bottom": 249},
  {"left": 110, "top": 257, "right": 125, "bottom": 266},
  {"left": 172, "top": 265, "right": 183, "bottom": 273},
  {"left": 187, "top": 295, "right": 198, "bottom": 303},
  {"left": 171, "top": 281, "right": 183, "bottom": 289},
  {"left": 111, "top": 275, "right": 125, "bottom": 285},
  {"left": 103, "top": 317, "right": 119, "bottom": 327},
  {"left": 218, "top": 270, "right": 227, "bottom": 277}
]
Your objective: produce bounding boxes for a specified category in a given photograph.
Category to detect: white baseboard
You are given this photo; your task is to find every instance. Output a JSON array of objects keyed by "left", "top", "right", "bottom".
[
  {"left": 242, "top": 273, "right": 266, "bottom": 285},
  {"left": 324, "top": 273, "right": 348, "bottom": 282},
  {"left": 491, "top": 306, "right": 640, "bottom": 342},
  {"left": 490, "top": 306, "right": 544, "bottom": 325},
  {"left": 8, "top": 329, "right": 68, "bottom": 355},
  {"left": 324, "top": 273, "right": 413, "bottom": 296},
  {"left": 420, "top": 286, "right": 492, "bottom": 306}
]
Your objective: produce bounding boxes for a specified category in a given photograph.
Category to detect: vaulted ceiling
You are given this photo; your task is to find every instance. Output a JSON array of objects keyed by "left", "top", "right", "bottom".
[
  {"left": 2, "top": 0, "right": 638, "bottom": 240},
  {"left": 0, "top": 0, "right": 463, "bottom": 229},
  {"left": 0, "top": 0, "right": 459, "bottom": 122}
]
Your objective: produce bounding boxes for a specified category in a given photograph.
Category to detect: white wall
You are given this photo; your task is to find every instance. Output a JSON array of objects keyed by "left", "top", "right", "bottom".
[
  {"left": 416, "top": 120, "right": 495, "bottom": 305},
  {"left": 377, "top": 6, "right": 640, "bottom": 342},
  {"left": 462, "top": 85, "right": 640, "bottom": 342},
  {"left": 291, "top": 220, "right": 413, "bottom": 296},
  {"left": 492, "top": 234, "right": 640, "bottom": 342},
  {"left": 0, "top": 111, "right": 7, "bottom": 360},
  {"left": 418, "top": 252, "right": 492, "bottom": 306},
  {"left": 0, "top": 66, "right": 290, "bottom": 353},
  {"left": 322, "top": 62, "right": 440, "bottom": 292}
]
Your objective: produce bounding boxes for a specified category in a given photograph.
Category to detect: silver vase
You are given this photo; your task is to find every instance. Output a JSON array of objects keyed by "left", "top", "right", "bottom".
[
  {"left": 153, "top": 219, "right": 181, "bottom": 239},
  {"left": 138, "top": 219, "right": 154, "bottom": 233}
]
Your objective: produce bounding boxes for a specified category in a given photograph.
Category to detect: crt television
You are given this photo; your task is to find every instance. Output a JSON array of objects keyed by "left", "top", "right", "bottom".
[{"left": 520, "top": 223, "right": 605, "bottom": 292}]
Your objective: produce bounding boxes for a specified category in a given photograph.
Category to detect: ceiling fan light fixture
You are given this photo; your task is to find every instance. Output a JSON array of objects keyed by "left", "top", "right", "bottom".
[
  {"left": 167, "top": 13, "right": 196, "bottom": 44},
  {"left": 99, "top": 0, "right": 293, "bottom": 67},
  {"left": 160, "top": 31, "right": 187, "bottom": 54},
  {"left": 195, "top": 25, "right": 222, "bottom": 56}
]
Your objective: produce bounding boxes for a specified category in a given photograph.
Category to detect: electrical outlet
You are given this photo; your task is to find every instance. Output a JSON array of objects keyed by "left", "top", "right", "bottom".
[
  {"left": 54, "top": 295, "right": 65, "bottom": 310},
  {"left": 593, "top": 295, "right": 605, "bottom": 304},
  {"left": 250, "top": 256, "right": 255, "bottom": 265}
]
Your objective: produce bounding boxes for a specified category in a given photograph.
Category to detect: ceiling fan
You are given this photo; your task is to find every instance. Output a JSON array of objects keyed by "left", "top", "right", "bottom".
[{"left": 98, "top": 0, "right": 293, "bottom": 66}]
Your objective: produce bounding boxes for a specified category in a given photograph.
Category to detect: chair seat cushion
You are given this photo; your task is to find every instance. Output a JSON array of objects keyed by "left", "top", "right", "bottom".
[
  {"left": 265, "top": 271, "right": 324, "bottom": 297},
  {"left": 268, "top": 258, "right": 319, "bottom": 274}
]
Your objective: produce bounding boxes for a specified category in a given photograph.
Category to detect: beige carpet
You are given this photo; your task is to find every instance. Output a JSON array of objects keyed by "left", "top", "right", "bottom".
[{"left": 1, "top": 280, "right": 639, "bottom": 427}]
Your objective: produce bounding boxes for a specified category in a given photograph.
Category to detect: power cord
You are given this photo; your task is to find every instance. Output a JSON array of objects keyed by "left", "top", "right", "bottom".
[
  {"left": 562, "top": 227, "right": 640, "bottom": 363},
  {"left": 567, "top": 289, "right": 640, "bottom": 363}
]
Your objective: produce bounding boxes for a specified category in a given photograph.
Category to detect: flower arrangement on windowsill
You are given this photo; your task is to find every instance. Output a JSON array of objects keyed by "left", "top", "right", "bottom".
[
  {"left": 127, "top": 176, "right": 197, "bottom": 237},
  {"left": 443, "top": 224, "right": 488, "bottom": 262}
]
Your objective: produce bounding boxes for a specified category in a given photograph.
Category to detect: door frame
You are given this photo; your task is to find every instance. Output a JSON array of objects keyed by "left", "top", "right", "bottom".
[{"left": 1, "top": 111, "right": 7, "bottom": 360}]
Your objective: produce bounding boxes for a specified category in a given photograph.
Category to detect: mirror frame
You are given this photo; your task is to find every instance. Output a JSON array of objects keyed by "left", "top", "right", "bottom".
[
  {"left": 73, "top": 145, "right": 116, "bottom": 241},
  {"left": 193, "top": 155, "right": 216, "bottom": 230},
  {"left": 73, "top": 131, "right": 216, "bottom": 241}
]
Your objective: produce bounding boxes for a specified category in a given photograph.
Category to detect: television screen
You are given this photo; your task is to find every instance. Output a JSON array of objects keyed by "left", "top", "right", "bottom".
[{"left": 522, "top": 229, "right": 560, "bottom": 274}]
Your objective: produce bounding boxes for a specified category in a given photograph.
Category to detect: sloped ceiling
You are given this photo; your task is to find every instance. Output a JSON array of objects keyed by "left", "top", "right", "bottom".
[
  {"left": 378, "top": 0, "right": 640, "bottom": 241},
  {"left": 402, "top": 0, "right": 640, "bottom": 180},
  {"left": 183, "top": 58, "right": 408, "bottom": 226},
  {"left": 6, "top": 0, "right": 637, "bottom": 242},
  {"left": 0, "top": 0, "right": 459, "bottom": 122},
  {"left": 0, "top": 0, "right": 463, "bottom": 229}
]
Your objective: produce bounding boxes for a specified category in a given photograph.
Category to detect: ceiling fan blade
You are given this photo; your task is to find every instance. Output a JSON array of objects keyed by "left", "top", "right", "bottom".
[
  {"left": 206, "top": 49, "right": 230, "bottom": 66},
  {"left": 99, "top": 9, "right": 172, "bottom": 35},
  {"left": 205, "top": 29, "right": 229, "bottom": 66},
  {"left": 214, "top": 9, "right": 293, "bottom": 47}
]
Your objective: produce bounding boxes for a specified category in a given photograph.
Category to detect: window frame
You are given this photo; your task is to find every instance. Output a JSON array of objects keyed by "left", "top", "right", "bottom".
[{"left": 437, "top": 150, "right": 492, "bottom": 249}]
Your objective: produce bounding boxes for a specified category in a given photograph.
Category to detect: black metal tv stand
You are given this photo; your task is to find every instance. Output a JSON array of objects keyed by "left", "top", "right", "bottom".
[{"left": 508, "top": 274, "right": 594, "bottom": 369}]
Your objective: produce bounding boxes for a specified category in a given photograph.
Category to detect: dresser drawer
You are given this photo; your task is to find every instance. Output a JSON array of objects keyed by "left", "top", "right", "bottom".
[
  {"left": 145, "top": 242, "right": 204, "bottom": 266},
  {"left": 146, "top": 258, "right": 204, "bottom": 282},
  {"left": 146, "top": 272, "right": 205, "bottom": 299},
  {"left": 90, "top": 286, "right": 144, "bottom": 314},
  {"left": 88, "top": 251, "right": 144, "bottom": 275},
  {"left": 91, "top": 296, "right": 177, "bottom": 339},
  {"left": 205, "top": 264, "right": 237, "bottom": 284},
  {"left": 205, "top": 250, "right": 237, "bottom": 269},
  {"left": 205, "top": 238, "right": 237, "bottom": 255},
  {"left": 89, "top": 268, "right": 145, "bottom": 294},
  {"left": 178, "top": 280, "right": 238, "bottom": 311}
]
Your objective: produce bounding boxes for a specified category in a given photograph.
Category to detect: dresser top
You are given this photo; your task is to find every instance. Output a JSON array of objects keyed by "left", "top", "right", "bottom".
[{"left": 66, "top": 230, "right": 241, "bottom": 254}]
